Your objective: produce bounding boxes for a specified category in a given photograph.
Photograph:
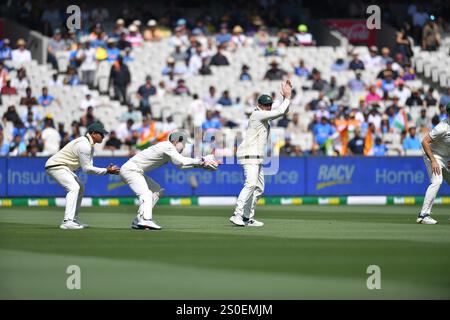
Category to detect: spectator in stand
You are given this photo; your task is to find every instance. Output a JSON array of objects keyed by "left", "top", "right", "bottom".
[
  {"left": 171, "top": 44, "right": 189, "bottom": 63},
  {"left": 231, "top": 25, "right": 248, "bottom": 49},
  {"left": 401, "top": 62, "right": 416, "bottom": 80},
  {"left": 11, "top": 39, "right": 31, "bottom": 66},
  {"left": 38, "top": 87, "right": 56, "bottom": 108},
  {"left": 295, "top": 24, "right": 313, "bottom": 46},
  {"left": 126, "top": 24, "right": 143, "bottom": 47},
  {"left": 188, "top": 44, "right": 203, "bottom": 75},
  {"left": 0, "top": 127, "right": 10, "bottom": 156},
  {"left": 392, "top": 79, "right": 411, "bottom": 106},
  {"left": 0, "top": 39, "right": 12, "bottom": 62},
  {"left": 372, "top": 137, "right": 388, "bottom": 156},
  {"left": 47, "top": 29, "right": 66, "bottom": 70},
  {"left": 416, "top": 108, "right": 431, "bottom": 132},
  {"left": 77, "top": 40, "right": 97, "bottom": 88},
  {"left": 277, "top": 114, "right": 290, "bottom": 128},
  {"left": 311, "top": 69, "right": 329, "bottom": 91},
  {"left": 1, "top": 80, "right": 17, "bottom": 95},
  {"left": 203, "top": 86, "right": 218, "bottom": 107},
  {"left": 112, "top": 18, "right": 127, "bottom": 38},
  {"left": 20, "top": 87, "right": 38, "bottom": 106},
  {"left": 348, "top": 52, "right": 365, "bottom": 71},
  {"left": 64, "top": 66, "right": 81, "bottom": 86},
  {"left": 379, "top": 47, "right": 392, "bottom": 66},
  {"left": 331, "top": 55, "right": 348, "bottom": 72},
  {"left": 80, "top": 106, "right": 96, "bottom": 128},
  {"left": 217, "top": 90, "right": 233, "bottom": 106},
  {"left": 216, "top": 25, "right": 232, "bottom": 45},
  {"left": 347, "top": 127, "right": 365, "bottom": 155},
  {"left": 48, "top": 73, "right": 63, "bottom": 87},
  {"left": 438, "top": 104, "right": 448, "bottom": 121},
  {"left": 117, "top": 32, "right": 132, "bottom": 51},
  {"left": 210, "top": 44, "right": 230, "bottom": 66},
  {"left": 162, "top": 57, "right": 187, "bottom": 75},
  {"left": 440, "top": 88, "right": 450, "bottom": 107},
  {"left": 279, "top": 136, "right": 295, "bottom": 156},
  {"left": 379, "top": 71, "right": 396, "bottom": 94},
  {"left": 104, "top": 131, "right": 122, "bottom": 150},
  {"left": 136, "top": 76, "right": 157, "bottom": 116},
  {"left": 173, "top": 79, "right": 190, "bottom": 96},
  {"left": 264, "top": 41, "right": 279, "bottom": 57},
  {"left": 2, "top": 105, "right": 21, "bottom": 123},
  {"left": 239, "top": 64, "right": 252, "bottom": 81},
  {"left": 403, "top": 126, "right": 421, "bottom": 150},
  {"left": 116, "top": 119, "right": 136, "bottom": 146},
  {"left": 287, "top": 112, "right": 308, "bottom": 135},
  {"left": 396, "top": 28, "right": 414, "bottom": 62},
  {"left": 422, "top": 18, "right": 441, "bottom": 51},
  {"left": 363, "top": 46, "right": 382, "bottom": 68},
  {"left": 8, "top": 134, "right": 27, "bottom": 156},
  {"left": 0, "top": 61, "right": 8, "bottom": 87},
  {"left": 11, "top": 68, "right": 29, "bottom": 96},
  {"left": 315, "top": 101, "right": 330, "bottom": 120},
  {"left": 348, "top": 72, "right": 365, "bottom": 92},
  {"left": 377, "top": 60, "right": 399, "bottom": 80},
  {"left": 264, "top": 59, "right": 287, "bottom": 81},
  {"left": 109, "top": 55, "right": 131, "bottom": 105},
  {"left": 106, "top": 39, "right": 121, "bottom": 62},
  {"left": 313, "top": 116, "right": 334, "bottom": 152},
  {"left": 119, "top": 104, "right": 142, "bottom": 123},
  {"left": 143, "top": 20, "right": 162, "bottom": 42},
  {"left": 41, "top": 117, "right": 61, "bottom": 155},
  {"left": 80, "top": 92, "right": 97, "bottom": 110},
  {"left": 202, "top": 110, "right": 221, "bottom": 130},
  {"left": 406, "top": 88, "right": 424, "bottom": 107},
  {"left": 294, "top": 59, "right": 310, "bottom": 78},
  {"left": 423, "top": 87, "right": 438, "bottom": 106}
]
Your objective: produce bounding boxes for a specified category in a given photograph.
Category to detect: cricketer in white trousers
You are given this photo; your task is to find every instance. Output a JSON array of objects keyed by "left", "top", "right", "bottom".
[
  {"left": 420, "top": 118, "right": 450, "bottom": 216},
  {"left": 234, "top": 98, "right": 291, "bottom": 220},
  {"left": 45, "top": 135, "right": 108, "bottom": 222},
  {"left": 120, "top": 141, "right": 203, "bottom": 221}
]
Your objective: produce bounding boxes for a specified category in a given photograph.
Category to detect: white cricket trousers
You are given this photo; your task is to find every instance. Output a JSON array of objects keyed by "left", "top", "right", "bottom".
[
  {"left": 234, "top": 164, "right": 265, "bottom": 219},
  {"left": 421, "top": 156, "right": 450, "bottom": 215},
  {"left": 46, "top": 167, "right": 84, "bottom": 221},
  {"left": 120, "top": 162, "right": 162, "bottom": 220}
]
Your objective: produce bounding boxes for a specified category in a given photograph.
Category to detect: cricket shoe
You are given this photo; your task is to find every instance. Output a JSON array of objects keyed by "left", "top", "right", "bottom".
[
  {"left": 60, "top": 220, "right": 85, "bottom": 230},
  {"left": 74, "top": 219, "right": 89, "bottom": 228},
  {"left": 243, "top": 218, "right": 264, "bottom": 227},
  {"left": 132, "top": 218, "right": 162, "bottom": 230},
  {"left": 416, "top": 213, "right": 438, "bottom": 225},
  {"left": 229, "top": 214, "right": 245, "bottom": 226}
]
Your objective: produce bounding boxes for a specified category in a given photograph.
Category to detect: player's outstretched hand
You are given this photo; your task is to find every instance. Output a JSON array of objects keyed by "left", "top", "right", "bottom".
[
  {"left": 280, "top": 79, "right": 292, "bottom": 99},
  {"left": 107, "top": 164, "right": 120, "bottom": 175},
  {"left": 201, "top": 154, "right": 220, "bottom": 171}
]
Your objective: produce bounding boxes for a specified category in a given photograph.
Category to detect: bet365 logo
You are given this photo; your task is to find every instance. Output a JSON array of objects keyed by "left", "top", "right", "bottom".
[
  {"left": 66, "top": 5, "right": 81, "bottom": 32},
  {"left": 366, "top": 5, "right": 381, "bottom": 30}
]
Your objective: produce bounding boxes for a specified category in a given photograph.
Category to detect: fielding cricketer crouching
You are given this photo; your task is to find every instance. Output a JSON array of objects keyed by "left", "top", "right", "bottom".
[
  {"left": 230, "top": 80, "right": 293, "bottom": 227},
  {"left": 417, "top": 103, "right": 450, "bottom": 224},
  {"left": 120, "top": 131, "right": 219, "bottom": 230},
  {"left": 45, "top": 122, "right": 120, "bottom": 230}
]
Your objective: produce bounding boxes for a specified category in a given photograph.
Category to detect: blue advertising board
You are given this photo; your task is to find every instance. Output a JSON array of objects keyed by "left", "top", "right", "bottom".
[
  {"left": 0, "top": 157, "right": 6, "bottom": 196},
  {"left": 306, "top": 156, "right": 450, "bottom": 195},
  {"left": 1, "top": 156, "right": 449, "bottom": 197}
]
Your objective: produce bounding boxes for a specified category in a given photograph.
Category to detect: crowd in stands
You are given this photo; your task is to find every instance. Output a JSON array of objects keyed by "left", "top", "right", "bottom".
[{"left": 0, "top": 0, "right": 449, "bottom": 158}]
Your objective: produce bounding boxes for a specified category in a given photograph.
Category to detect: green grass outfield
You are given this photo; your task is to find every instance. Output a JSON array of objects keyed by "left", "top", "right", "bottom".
[{"left": 0, "top": 205, "right": 449, "bottom": 299}]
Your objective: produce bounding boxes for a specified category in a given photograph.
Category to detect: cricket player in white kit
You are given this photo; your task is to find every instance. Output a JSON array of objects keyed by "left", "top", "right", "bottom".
[
  {"left": 417, "top": 103, "right": 450, "bottom": 224},
  {"left": 120, "top": 131, "right": 218, "bottom": 230},
  {"left": 230, "top": 80, "right": 292, "bottom": 227},
  {"left": 45, "top": 122, "right": 120, "bottom": 229}
]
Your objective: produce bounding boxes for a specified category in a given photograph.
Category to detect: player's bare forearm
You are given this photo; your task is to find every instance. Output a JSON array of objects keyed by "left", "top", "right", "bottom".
[{"left": 421, "top": 135, "right": 436, "bottom": 163}]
